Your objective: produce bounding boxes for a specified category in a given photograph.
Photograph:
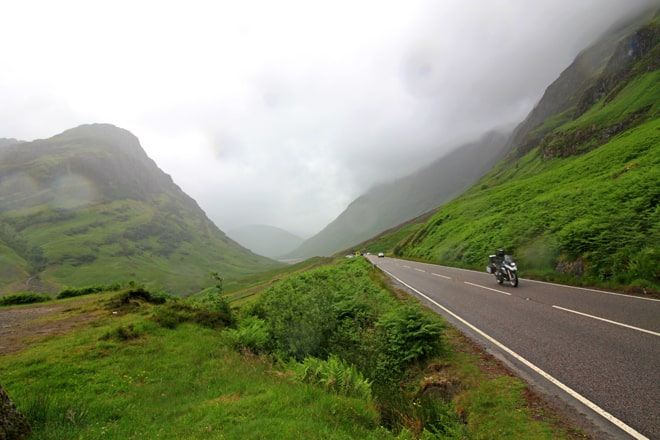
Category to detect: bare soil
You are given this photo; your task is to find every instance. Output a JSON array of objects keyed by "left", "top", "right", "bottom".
[{"left": 0, "top": 299, "right": 102, "bottom": 355}]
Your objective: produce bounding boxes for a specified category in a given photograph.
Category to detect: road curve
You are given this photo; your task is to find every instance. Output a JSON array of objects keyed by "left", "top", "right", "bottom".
[{"left": 367, "top": 255, "right": 660, "bottom": 440}]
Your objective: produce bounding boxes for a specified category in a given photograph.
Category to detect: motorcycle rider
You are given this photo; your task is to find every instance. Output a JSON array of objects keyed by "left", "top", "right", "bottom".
[{"left": 490, "top": 248, "right": 506, "bottom": 274}]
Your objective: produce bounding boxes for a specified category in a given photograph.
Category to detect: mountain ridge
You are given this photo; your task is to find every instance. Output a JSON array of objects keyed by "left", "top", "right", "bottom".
[
  {"left": 287, "top": 7, "right": 659, "bottom": 261},
  {"left": 391, "top": 11, "right": 659, "bottom": 291},
  {"left": 0, "top": 124, "right": 281, "bottom": 295}
]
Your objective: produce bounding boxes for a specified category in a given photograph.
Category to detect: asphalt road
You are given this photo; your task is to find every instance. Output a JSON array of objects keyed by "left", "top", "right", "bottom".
[{"left": 367, "top": 255, "right": 660, "bottom": 440}]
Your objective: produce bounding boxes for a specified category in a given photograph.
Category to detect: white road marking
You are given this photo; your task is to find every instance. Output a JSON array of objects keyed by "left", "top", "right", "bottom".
[
  {"left": 464, "top": 281, "right": 512, "bottom": 296},
  {"left": 553, "top": 305, "right": 660, "bottom": 337},
  {"left": 524, "top": 278, "right": 660, "bottom": 302},
  {"left": 403, "top": 265, "right": 411, "bottom": 269},
  {"left": 378, "top": 267, "right": 650, "bottom": 440},
  {"left": 432, "top": 273, "right": 451, "bottom": 279},
  {"left": 414, "top": 268, "right": 425, "bottom": 272}
]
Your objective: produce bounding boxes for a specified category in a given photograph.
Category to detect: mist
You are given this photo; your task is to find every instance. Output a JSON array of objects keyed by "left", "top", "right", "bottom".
[{"left": 1, "top": 0, "right": 656, "bottom": 236}]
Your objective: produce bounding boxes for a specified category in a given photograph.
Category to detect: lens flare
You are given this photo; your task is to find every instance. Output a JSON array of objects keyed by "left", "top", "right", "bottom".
[{"left": 51, "top": 173, "right": 100, "bottom": 210}]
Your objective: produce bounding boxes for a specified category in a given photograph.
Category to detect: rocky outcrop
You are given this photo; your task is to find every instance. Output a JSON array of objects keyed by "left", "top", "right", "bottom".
[
  {"left": 575, "top": 20, "right": 660, "bottom": 117},
  {"left": 0, "top": 383, "right": 31, "bottom": 440}
]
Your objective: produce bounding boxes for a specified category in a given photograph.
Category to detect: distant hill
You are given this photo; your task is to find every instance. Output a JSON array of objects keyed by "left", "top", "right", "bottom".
[
  {"left": 285, "top": 129, "right": 511, "bottom": 259},
  {"left": 395, "top": 10, "right": 659, "bottom": 290},
  {"left": 0, "top": 124, "right": 282, "bottom": 295},
  {"left": 0, "top": 138, "right": 24, "bottom": 148},
  {"left": 227, "top": 224, "right": 304, "bottom": 259}
]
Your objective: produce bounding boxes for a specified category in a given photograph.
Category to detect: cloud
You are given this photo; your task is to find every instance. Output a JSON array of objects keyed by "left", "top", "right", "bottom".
[{"left": 1, "top": 0, "right": 656, "bottom": 236}]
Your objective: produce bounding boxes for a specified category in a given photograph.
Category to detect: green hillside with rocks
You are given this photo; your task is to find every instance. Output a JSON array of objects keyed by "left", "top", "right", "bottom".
[
  {"left": 0, "top": 124, "right": 281, "bottom": 296},
  {"left": 394, "top": 15, "right": 659, "bottom": 293}
]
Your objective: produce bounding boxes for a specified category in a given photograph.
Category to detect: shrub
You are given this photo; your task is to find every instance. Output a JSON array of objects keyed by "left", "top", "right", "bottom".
[
  {"left": 222, "top": 315, "right": 269, "bottom": 353},
  {"left": 0, "top": 292, "right": 51, "bottom": 306},
  {"left": 101, "top": 324, "right": 141, "bottom": 342},
  {"left": 258, "top": 275, "right": 336, "bottom": 360},
  {"left": 375, "top": 306, "right": 444, "bottom": 383},
  {"left": 151, "top": 300, "right": 233, "bottom": 330},
  {"left": 194, "top": 292, "right": 234, "bottom": 325}
]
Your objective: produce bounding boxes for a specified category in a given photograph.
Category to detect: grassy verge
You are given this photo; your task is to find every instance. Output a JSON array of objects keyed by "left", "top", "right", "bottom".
[{"left": 0, "top": 259, "right": 586, "bottom": 439}]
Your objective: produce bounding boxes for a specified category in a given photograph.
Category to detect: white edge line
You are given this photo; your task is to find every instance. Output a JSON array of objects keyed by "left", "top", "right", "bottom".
[
  {"left": 432, "top": 273, "right": 451, "bottom": 279},
  {"left": 553, "top": 305, "right": 660, "bottom": 337},
  {"left": 464, "top": 281, "right": 512, "bottom": 296},
  {"left": 377, "top": 266, "right": 650, "bottom": 440}
]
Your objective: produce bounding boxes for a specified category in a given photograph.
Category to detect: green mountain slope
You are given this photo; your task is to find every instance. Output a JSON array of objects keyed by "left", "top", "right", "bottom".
[
  {"left": 0, "top": 124, "right": 282, "bottom": 295},
  {"left": 287, "top": 129, "right": 511, "bottom": 259},
  {"left": 398, "top": 15, "right": 660, "bottom": 291}
]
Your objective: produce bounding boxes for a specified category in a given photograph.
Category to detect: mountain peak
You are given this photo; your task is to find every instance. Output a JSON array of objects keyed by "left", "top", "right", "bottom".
[{"left": 52, "top": 123, "right": 147, "bottom": 160}]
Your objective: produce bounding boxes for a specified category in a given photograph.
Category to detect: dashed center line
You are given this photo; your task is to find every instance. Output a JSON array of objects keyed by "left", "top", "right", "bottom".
[
  {"left": 432, "top": 273, "right": 451, "bottom": 279},
  {"left": 552, "top": 305, "right": 660, "bottom": 337},
  {"left": 414, "top": 268, "right": 425, "bottom": 272},
  {"left": 464, "top": 281, "right": 512, "bottom": 296},
  {"left": 377, "top": 267, "right": 649, "bottom": 440}
]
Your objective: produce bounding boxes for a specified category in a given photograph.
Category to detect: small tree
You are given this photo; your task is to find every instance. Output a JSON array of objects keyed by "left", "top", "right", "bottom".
[
  {"left": 210, "top": 271, "right": 224, "bottom": 295},
  {"left": 207, "top": 271, "right": 234, "bottom": 325}
]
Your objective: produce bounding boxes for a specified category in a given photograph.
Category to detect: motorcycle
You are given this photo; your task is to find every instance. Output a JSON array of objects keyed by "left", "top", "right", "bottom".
[{"left": 487, "top": 254, "right": 519, "bottom": 287}]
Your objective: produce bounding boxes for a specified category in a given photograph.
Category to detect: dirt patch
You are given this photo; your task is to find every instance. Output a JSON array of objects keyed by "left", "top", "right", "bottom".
[{"left": 0, "top": 299, "right": 103, "bottom": 355}]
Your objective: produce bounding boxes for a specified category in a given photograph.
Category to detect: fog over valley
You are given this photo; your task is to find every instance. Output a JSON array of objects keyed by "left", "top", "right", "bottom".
[{"left": 2, "top": 0, "right": 656, "bottom": 237}]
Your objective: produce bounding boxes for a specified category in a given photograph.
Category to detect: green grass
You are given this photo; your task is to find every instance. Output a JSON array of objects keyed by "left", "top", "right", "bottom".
[
  {"left": 0, "top": 303, "right": 386, "bottom": 439},
  {"left": 0, "top": 196, "right": 283, "bottom": 296},
  {"left": 400, "top": 67, "right": 660, "bottom": 292},
  {"left": 0, "top": 259, "right": 583, "bottom": 439}
]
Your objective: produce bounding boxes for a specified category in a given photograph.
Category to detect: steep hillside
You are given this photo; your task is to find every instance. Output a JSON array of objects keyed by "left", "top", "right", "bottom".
[
  {"left": 287, "top": 129, "right": 511, "bottom": 259},
  {"left": 506, "top": 7, "right": 658, "bottom": 158},
  {"left": 0, "top": 124, "right": 281, "bottom": 295},
  {"left": 399, "top": 14, "right": 660, "bottom": 291}
]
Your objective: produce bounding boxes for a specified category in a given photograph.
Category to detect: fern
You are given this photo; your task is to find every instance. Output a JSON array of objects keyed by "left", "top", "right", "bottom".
[{"left": 292, "top": 355, "right": 372, "bottom": 402}]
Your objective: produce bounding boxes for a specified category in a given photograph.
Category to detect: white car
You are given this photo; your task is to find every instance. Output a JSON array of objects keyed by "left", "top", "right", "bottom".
[{"left": 378, "top": 252, "right": 384, "bottom": 258}]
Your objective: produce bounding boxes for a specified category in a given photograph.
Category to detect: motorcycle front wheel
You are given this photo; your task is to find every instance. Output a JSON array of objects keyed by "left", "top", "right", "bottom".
[{"left": 509, "top": 271, "right": 519, "bottom": 287}]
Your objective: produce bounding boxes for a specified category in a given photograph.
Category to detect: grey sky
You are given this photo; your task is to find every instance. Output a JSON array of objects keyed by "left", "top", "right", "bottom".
[{"left": 1, "top": 0, "right": 656, "bottom": 237}]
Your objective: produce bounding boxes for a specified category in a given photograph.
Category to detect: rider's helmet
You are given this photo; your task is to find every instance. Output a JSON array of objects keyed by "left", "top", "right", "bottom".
[{"left": 497, "top": 248, "right": 505, "bottom": 257}]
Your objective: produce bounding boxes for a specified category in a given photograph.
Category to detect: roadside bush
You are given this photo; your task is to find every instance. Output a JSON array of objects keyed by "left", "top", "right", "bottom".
[
  {"left": 374, "top": 306, "right": 445, "bottom": 384},
  {"left": 0, "top": 292, "right": 51, "bottom": 306},
  {"left": 247, "top": 258, "right": 445, "bottom": 385},
  {"left": 258, "top": 274, "right": 336, "bottom": 360}
]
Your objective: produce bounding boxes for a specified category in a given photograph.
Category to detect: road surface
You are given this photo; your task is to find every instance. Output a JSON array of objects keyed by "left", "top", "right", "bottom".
[{"left": 367, "top": 255, "right": 659, "bottom": 440}]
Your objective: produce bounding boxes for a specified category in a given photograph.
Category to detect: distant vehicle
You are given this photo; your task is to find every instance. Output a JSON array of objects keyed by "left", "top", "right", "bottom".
[{"left": 378, "top": 252, "right": 384, "bottom": 258}]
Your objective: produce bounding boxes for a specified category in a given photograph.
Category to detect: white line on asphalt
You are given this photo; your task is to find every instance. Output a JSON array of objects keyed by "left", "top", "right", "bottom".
[
  {"left": 414, "top": 268, "right": 425, "bottom": 272},
  {"left": 378, "top": 267, "right": 650, "bottom": 440},
  {"left": 552, "top": 305, "right": 660, "bottom": 337},
  {"left": 523, "top": 278, "right": 660, "bottom": 302},
  {"left": 464, "top": 281, "right": 512, "bottom": 296},
  {"left": 432, "top": 273, "right": 451, "bottom": 279},
  {"left": 403, "top": 265, "right": 411, "bottom": 268}
]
